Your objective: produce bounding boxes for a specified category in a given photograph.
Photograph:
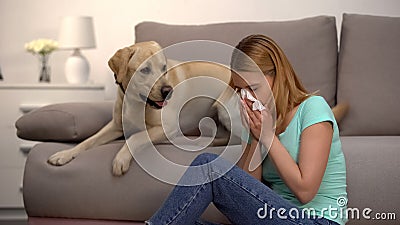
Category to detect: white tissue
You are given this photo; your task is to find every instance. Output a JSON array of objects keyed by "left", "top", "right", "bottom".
[{"left": 240, "top": 89, "right": 266, "bottom": 111}]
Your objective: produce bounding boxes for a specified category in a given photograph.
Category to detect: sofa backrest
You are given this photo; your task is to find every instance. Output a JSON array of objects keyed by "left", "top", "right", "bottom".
[
  {"left": 337, "top": 14, "right": 400, "bottom": 135},
  {"left": 135, "top": 16, "right": 338, "bottom": 107}
]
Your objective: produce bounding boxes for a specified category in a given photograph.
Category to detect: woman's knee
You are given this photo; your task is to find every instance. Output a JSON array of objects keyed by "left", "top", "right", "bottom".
[{"left": 190, "top": 152, "right": 219, "bottom": 166}]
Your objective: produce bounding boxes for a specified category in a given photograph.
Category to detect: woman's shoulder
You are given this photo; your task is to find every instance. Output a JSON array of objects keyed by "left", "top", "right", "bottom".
[
  {"left": 304, "top": 95, "right": 327, "bottom": 104},
  {"left": 301, "top": 95, "right": 330, "bottom": 112},
  {"left": 299, "top": 95, "right": 335, "bottom": 130}
]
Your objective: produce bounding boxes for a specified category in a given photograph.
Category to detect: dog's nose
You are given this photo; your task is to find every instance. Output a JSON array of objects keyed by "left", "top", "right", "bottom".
[{"left": 161, "top": 86, "right": 173, "bottom": 100}]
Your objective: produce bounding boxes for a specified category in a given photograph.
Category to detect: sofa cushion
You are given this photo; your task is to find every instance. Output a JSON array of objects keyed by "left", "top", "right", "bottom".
[
  {"left": 23, "top": 141, "right": 237, "bottom": 224},
  {"left": 24, "top": 137, "right": 400, "bottom": 225},
  {"left": 341, "top": 136, "right": 400, "bottom": 225},
  {"left": 337, "top": 14, "right": 400, "bottom": 135},
  {"left": 135, "top": 16, "right": 338, "bottom": 106},
  {"left": 28, "top": 217, "right": 142, "bottom": 225},
  {"left": 16, "top": 102, "right": 114, "bottom": 142}
]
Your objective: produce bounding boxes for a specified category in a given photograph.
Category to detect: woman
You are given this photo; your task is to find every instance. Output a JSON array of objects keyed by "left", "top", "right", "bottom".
[{"left": 146, "top": 34, "right": 347, "bottom": 225}]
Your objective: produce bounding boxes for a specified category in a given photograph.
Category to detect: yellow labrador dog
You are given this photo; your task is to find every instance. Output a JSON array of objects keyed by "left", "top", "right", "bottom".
[{"left": 47, "top": 41, "right": 232, "bottom": 176}]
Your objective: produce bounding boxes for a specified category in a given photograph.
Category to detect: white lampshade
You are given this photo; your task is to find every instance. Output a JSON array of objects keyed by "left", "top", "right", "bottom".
[
  {"left": 58, "top": 16, "right": 96, "bottom": 84},
  {"left": 58, "top": 16, "right": 96, "bottom": 49}
]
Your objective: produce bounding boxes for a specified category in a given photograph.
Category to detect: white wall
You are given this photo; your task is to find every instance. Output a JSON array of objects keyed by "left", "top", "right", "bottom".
[{"left": 1, "top": 0, "right": 399, "bottom": 99}]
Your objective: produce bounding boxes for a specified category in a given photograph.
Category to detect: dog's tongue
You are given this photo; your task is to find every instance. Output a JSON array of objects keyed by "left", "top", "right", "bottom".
[{"left": 155, "top": 101, "right": 167, "bottom": 107}]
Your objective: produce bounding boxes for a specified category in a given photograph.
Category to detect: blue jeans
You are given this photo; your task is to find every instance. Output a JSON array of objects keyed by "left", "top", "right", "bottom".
[{"left": 146, "top": 153, "right": 339, "bottom": 225}]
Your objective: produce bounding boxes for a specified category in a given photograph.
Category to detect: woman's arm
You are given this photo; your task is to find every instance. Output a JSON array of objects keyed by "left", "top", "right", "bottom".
[
  {"left": 242, "top": 98, "right": 333, "bottom": 204},
  {"left": 236, "top": 139, "right": 263, "bottom": 181},
  {"left": 263, "top": 122, "right": 333, "bottom": 204}
]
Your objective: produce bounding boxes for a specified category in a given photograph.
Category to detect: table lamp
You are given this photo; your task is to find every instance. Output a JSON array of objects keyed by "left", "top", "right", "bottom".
[{"left": 58, "top": 16, "right": 96, "bottom": 84}]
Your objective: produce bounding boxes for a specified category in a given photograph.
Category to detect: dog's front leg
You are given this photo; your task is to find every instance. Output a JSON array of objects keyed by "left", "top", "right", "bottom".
[
  {"left": 48, "top": 119, "right": 123, "bottom": 166},
  {"left": 112, "top": 126, "right": 170, "bottom": 176}
]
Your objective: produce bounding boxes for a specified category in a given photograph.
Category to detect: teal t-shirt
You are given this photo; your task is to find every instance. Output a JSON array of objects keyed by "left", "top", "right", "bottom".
[{"left": 243, "top": 96, "right": 348, "bottom": 224}]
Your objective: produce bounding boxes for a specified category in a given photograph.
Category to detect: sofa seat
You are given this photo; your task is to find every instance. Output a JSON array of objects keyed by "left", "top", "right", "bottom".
[
  {"left": 23, "top": 136, "right": 400, "bottom": 225},
  {"left": 23, "top": 140, "right": 235, "bottom": 224},
  {"left": 28, "top": 217, "right": 143, "bottom": 225},
  {"left": 341, "top": 136, "right": 400, "bottom": 225}
]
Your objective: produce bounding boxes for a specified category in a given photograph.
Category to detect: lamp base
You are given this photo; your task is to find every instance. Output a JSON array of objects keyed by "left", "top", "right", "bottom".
[{"left": 65, "top": 49, "right": 90, "bottom": 84}]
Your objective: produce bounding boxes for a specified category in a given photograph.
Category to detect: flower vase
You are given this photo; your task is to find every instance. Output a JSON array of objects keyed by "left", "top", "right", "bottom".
[{"left": 39, "top": 54, "right": 51, "bottom": 82}]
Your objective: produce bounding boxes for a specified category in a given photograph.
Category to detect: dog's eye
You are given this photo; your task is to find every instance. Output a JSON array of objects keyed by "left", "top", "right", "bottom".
[
  {"left": 140, "top": 67, "right": 151, "bottom": 74},
  {"left": 161, "top": 64, "right": 167, "bottom": 72}
]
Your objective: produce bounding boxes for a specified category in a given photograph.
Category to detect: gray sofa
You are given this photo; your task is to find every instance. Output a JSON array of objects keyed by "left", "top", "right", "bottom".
[{"left": 17, "top": 14, "right": 400, "bottom": 225}]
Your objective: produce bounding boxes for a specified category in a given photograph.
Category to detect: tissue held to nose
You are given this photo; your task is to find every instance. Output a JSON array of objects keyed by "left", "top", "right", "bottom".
[{"left": 240, "top": 89, "right": 266, "bottom": 111}]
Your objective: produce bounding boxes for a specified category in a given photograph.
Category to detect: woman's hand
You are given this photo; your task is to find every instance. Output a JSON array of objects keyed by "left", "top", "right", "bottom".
[{"left": 240, "top": 99, "right": 275, "bottom": 142}]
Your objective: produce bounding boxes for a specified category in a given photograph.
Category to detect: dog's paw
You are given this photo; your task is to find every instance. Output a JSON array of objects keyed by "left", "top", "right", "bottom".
[
  {"left": 112, "top": 149, "right": 133, "bottom": 176},
  {"left": 47, "top": 149, "right": 77, "bottom": 166}
]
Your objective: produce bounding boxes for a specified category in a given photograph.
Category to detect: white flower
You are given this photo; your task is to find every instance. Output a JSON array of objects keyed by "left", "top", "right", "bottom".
[{"left": 25, "top": 39, "right": 58, "bottom": 55}]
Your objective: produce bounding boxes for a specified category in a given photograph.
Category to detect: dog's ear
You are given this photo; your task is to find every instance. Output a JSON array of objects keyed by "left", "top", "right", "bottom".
[{"left": 108, "top": 45, "right": 137, "bottom": 83}]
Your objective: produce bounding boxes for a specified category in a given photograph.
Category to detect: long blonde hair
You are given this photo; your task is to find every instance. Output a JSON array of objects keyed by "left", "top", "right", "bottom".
[{"left": 231, "top": 34, "right": 310, "bottom": 130}]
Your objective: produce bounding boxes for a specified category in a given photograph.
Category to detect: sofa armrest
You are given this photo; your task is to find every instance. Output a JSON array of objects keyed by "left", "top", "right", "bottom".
[{"left": 16, "top": 101, "right": 114, "bottom": 142}]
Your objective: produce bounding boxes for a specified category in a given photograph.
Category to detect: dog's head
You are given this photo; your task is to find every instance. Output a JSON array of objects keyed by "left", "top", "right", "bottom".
[{"left": 108, "top": 41, "right": 173, "bottom": 109}]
